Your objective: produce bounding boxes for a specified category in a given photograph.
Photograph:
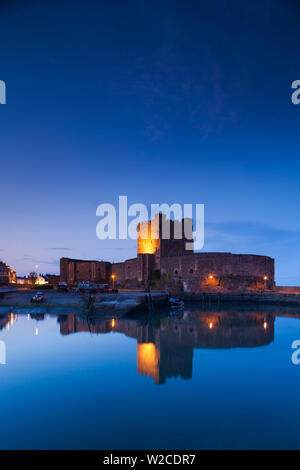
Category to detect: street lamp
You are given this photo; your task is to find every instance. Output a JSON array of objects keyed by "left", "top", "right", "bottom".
[{"left": 111, "top": 274, "right": 116, "bottom": 289}]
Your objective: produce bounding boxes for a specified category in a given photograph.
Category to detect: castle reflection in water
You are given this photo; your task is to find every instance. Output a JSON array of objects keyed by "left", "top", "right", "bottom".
[
  {"left": 0, "top": 309, "right": 275, "bottom": 385},
  {"left": 58, "top": 309, "right": 275, "bottom": 385}
]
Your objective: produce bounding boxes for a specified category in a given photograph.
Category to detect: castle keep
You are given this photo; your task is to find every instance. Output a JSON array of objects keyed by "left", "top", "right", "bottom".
[{"left": 60, "top": 214, "right": 275, "bottom": 292}]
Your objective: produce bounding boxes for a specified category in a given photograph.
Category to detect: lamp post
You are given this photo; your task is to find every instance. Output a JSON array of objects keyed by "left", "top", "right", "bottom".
[{"left": 111, "top": 274, "right": 115, "bottom": 290}]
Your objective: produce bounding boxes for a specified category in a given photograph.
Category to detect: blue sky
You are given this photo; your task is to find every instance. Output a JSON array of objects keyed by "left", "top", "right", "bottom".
[{"left": 0, "top": 0, "right": 300, "bottom": 284}]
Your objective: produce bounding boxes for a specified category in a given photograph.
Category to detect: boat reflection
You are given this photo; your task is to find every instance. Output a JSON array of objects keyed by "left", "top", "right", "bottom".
[{"left": 58, "top": 310, "right": 275, "bottom": 385}]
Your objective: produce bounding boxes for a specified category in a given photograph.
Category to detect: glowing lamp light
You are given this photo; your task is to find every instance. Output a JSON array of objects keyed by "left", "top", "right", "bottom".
[
  {"left": 111, "top": 274, "right": 116, "bottom": 289},
  {"left": 263, "top": 322, "right": 267, "bottom": 330},
  {"left": 208, "top": 275, "right": 214, "bottom": 280},
  {"left": 263, "top": 276, "right": 268, "bottom": 281},
  {"left": 209, "top": 322, "right": 213, "bottom": 329},
  {"left": 111, "top": 318, "right": 116, "bottom": 328}
]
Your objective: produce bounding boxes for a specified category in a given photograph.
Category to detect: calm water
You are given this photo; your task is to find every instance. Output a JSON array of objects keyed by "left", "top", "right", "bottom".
[{"left": 0, "top": 305, "right": 300, "bottom": 449}]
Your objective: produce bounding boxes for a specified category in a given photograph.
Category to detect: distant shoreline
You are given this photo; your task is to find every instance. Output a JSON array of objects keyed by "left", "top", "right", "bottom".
[{"left": 0, "top": 289, "right": 300, "bottom": 315}]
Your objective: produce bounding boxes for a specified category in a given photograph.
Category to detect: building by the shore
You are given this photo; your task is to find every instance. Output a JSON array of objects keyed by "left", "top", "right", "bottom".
[
  {"left": 0, "top": 260, "right": 16, "bottom": 285},
  {"left": 16, "top": 276, "right": 31, "bottom": 287},
  {"left": 17, "top": 273, "right": 60, "bottom": 287},
  {"left": 60, "top": 214, "right": 275, "bottom": 293},
  {"left": 44, "top": 274, "right": 60, "bottom": 286}
]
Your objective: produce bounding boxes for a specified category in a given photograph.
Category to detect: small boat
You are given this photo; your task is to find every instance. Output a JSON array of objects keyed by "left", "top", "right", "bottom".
[{"left": 169, "top": 297, "right": 184, "bottom": 309}]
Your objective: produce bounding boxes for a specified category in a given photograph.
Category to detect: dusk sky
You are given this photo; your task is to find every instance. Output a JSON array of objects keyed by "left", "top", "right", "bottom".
[{"left": 0, "top": 0, "right": 300, "bottom": 284}]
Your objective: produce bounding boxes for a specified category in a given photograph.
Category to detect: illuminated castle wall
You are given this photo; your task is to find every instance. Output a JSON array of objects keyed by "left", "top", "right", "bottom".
[
  {"left": 60, "top": 214, "right": 275, "bottom": 292},
  {"left": 160, "top": 252, "right": 275, "bottom": 293}
]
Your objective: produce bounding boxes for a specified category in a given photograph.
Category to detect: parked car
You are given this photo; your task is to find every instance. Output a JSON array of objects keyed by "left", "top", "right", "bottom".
[{"left": 31, "top": 292, "right": 46, "bottom": 303}]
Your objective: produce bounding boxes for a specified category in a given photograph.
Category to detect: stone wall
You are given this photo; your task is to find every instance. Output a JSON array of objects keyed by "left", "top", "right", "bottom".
[
  {"left": 124, "top": 258, "right": 138, "bottom": 280},
  {"left": 137, "top": 254, "right": 155, "bottom": 283},
  {"left": 60, "top": 258, "right": 111, "bottom": 285},
  {"left": 160, "top": 252, "right": 275, "bottom": 293},
  {"left": 111, "top": 262, "right": 125, "bottom": 286},
  {"left": 60, "top": 252, "right": 275, "bottom": 292},
  {"left": 275, "top": 286, "right": 300, "bottom": 294}
]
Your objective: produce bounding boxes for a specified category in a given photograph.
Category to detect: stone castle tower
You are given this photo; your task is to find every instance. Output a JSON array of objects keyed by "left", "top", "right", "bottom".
[{"left": 137, "top": 213, "right": 193, "bottom": 282}]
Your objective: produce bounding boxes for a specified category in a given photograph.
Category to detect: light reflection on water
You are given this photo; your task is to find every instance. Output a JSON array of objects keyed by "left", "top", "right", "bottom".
[
  {"left": 59, "top": 309, "right": 275, "bottom": 384},
  {"left": 0, "top": 305, "right": 300, "bottom": 449}
]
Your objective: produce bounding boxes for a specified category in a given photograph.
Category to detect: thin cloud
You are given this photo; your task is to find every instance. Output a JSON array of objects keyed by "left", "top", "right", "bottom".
[
  {"left": 22, "top": 256, "right": 60, "bottom": 266},
  {"left": 48, "top": 247, "right": 71, "bottom": 251}
]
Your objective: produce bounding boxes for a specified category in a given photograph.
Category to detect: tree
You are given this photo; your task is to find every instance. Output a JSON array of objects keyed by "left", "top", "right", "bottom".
[{"left": 28, "top": 272, "right": 38, "bottom": 286}]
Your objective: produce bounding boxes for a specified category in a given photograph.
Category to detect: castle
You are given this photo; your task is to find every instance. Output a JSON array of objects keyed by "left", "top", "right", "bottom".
[{"left": 60, "top": 213, "right": 275, "bottom": 293}]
